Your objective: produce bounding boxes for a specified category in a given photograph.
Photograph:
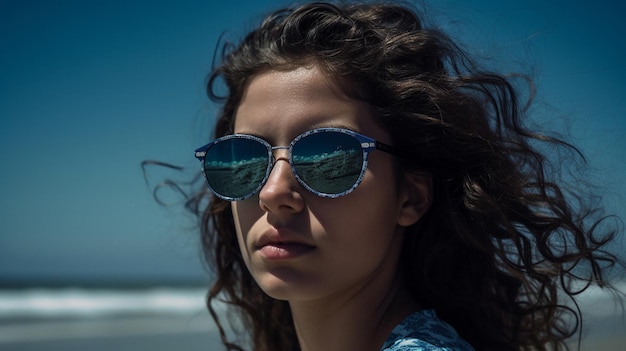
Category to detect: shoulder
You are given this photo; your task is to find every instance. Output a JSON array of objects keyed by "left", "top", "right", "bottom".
[{"left": 381, "top": 310, "right": 475, "bottom": 351}]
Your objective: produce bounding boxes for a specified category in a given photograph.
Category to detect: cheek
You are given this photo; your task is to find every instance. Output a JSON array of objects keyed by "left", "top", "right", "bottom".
[
  {"left": 357, "top": 156, "right": 403, "bottom": 218},
  {"left": 232, "top": 201, "right": 263, "bottom": 254},
  {"left": 313, "top": 170, "right": 402, "bottom": 242},
  {"left": 353, "top": 164, "right": 403, "bottom": 231},
  {"left": 232, "top": 199, "right": 262, "bottom": 228}
]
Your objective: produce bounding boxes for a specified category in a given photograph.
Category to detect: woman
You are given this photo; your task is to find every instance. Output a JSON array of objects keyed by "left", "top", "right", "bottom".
[{"left": 186, "top": 2, "right": 621, "bottom": 350}]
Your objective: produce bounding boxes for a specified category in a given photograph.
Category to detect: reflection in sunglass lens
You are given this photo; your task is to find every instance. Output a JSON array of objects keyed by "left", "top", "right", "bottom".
[
  {"left": 204, "top": 138, "right": 269, "bottom": 199},
  {"left": 292, "top": 131, "right": 363, "bottom": 194}
]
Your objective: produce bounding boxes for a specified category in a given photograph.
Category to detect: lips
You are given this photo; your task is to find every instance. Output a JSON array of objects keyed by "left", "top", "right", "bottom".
[{"left": 255, "top": 228, "right": 315, "bottom": 260}]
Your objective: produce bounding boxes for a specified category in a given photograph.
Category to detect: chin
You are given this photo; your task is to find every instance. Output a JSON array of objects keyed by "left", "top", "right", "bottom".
[{"left": 254, "top": 268, "right": 325, "bottom": 302}]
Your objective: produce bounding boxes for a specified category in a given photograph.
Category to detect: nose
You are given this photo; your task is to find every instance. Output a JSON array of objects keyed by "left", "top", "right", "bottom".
[{"left": 258, "top": 149, "right": 305, "bottom": 213}]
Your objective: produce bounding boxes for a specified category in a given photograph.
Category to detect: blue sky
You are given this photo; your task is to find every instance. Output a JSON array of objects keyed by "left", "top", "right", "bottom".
[{"left": 1, "top": 0, "right": 624, "bottom": 285}]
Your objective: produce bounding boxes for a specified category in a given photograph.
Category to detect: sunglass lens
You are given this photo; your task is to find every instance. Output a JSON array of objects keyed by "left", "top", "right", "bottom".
[
  {"left": 204, "top": 138, "right": 268, "bottom": 199},
  {"left": 292, "top": 131, "right": 363, "bottom": 195}
]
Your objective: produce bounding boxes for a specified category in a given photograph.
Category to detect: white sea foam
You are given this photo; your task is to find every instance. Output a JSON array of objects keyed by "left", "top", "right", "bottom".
[
  {"left": 0, "top": 287, "right": 211, "bottom": 319},
  {"left": 0, "top": 281, "right": 624, "bottom": 320},
  {"left": 0, "top": 287, "right": 224, "bottom": 344}
]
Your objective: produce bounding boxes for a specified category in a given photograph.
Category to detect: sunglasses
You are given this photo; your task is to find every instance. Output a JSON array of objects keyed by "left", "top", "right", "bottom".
[{"left": 194, "top": 127, "right": 398, "bottom": 201}]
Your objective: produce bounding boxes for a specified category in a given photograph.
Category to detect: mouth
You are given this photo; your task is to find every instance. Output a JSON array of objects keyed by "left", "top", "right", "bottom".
[
  {"left": 257, "top": 242, "right": 316, "bottom": 260},
  {"left": 255, "top": 228, "right": 316, "bottom": 260}
]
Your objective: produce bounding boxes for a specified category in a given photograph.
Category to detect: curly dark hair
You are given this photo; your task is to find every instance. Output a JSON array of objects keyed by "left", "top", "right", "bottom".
[{"left": 181, "top": 2, "right": 622, "bottom": 350}]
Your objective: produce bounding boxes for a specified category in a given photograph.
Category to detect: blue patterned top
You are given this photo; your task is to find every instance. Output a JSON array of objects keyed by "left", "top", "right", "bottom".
[{"left": 381, "top": 310, "right": 475, "bottom": 351}]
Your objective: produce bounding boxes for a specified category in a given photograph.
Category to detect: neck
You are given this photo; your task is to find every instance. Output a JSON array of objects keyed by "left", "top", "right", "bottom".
[{"left": 289, "top": 274, "right": 420, "bottom": 351}]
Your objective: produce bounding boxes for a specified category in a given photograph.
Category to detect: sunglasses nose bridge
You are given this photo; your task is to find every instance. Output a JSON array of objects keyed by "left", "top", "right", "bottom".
[
  {"left": 260, "top": 145, "right": 300, "bottom": 195},
  {"left": 270, "top": 145, "right": 290, "bottom": 161}
]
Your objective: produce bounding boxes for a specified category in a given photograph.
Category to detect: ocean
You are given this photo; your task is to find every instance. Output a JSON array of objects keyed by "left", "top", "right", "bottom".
[{"left": 0, "top": 287, "right": 221, "bottom": 350}]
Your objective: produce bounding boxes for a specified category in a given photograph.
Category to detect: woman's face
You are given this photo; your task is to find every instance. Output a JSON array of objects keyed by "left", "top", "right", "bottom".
[{"left": 231, "top": 65, "right": 427, "bottom": 302}]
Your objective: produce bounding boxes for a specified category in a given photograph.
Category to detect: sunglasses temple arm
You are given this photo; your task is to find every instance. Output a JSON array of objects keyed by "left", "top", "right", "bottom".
[
  {"left": 375, "top": 141, "right": 400, "bottom": 156},
  {"left": 194, "top": 144, "right": 210, "bottom": 160}
]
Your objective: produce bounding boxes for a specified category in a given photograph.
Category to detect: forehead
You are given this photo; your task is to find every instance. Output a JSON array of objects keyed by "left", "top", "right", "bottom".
[{"left": 233, "top": 66, "right": 385, "bottom": 142}]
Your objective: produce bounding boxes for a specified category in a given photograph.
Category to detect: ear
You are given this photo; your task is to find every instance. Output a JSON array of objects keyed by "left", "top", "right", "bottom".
[{"left": 396, "top": 172, "right": 432, "bottom": 227}]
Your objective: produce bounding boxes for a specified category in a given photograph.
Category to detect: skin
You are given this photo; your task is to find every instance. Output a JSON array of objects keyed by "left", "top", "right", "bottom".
[{"left": 231, "top": 65, "right": 432, "bottom": 351}]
